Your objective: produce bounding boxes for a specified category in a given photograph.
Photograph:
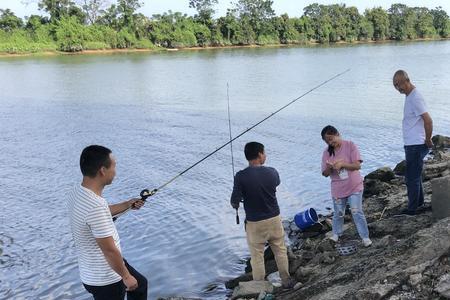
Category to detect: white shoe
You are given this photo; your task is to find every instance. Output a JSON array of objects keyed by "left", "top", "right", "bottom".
[
  {"left": 362, "top": 238, "right": 372, "bottom": 247},
  {"left": 329, "top": 234, "right": 339, "bottom": 242}
]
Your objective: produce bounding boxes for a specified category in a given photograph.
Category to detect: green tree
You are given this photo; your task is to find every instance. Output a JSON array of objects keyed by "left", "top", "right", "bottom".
[
  {"left": 0, "top": 9, "right": 24, "bottom": 31},
  {"left": 233, "top": 0, "right": 275, "bottom": 37},
  {"left": 344, "top": 6, "right": 361, "bottom": 42},
  {"left": 303, "top": 3, "right": 332, "bottom": 42},
  {"left": 431, "top": 7, "right": 450, "bottom": 37},
  {"left": 55, "top": 15, "right": 86, "bottom": 51},
  {"left": 293, "top": 15, "right": 314, "bottom": 41},
  {"left": 38, "top": 0, "right": 86, "bottom": 22},
  {"left": 189, "top": 0, "right": 218, "bottom": 26},
  {"left": 365, "top": 7, "right": 389, "bottom": 40},
  {"left": 358, "top": 16, "right": 374, "bottom": 41},
  {"left": 217, "top": 10, "right": 239, "bottom": 43},
  {"left": 97, "top": 5, "right": 120, "bottom": 30},
  {"left": 274, "top": 14, "right": 300, "bottom": 44},
  {"left": 77, "top": 0, "right": 108, "bottom": 24},
  {"left": 388, "top": 4, "right": 416, "bottom": 40},
  {"left": 117, "top": 0, "right": 142, "bottom": 29},
  {"left": 413, "top": 7, "right": 435, "bottom": 38}
]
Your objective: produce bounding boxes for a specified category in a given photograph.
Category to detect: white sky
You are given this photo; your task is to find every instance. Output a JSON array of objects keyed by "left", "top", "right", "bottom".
[{"left": 1, "top": 0, "right": 449, "bottom": 19}]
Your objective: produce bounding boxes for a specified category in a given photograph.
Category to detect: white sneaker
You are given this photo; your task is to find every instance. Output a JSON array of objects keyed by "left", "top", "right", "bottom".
[
  {"left": 329, "top": 234, "right": 339, "bottom": 242},
  {"left": 362, "top": 238, "right": 372, "bottom": 247}
]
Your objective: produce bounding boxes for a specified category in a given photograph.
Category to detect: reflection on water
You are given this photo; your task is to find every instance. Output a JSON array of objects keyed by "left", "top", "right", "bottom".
[{"left": 1, "top": 41, "right": 450, "bottom": 299}]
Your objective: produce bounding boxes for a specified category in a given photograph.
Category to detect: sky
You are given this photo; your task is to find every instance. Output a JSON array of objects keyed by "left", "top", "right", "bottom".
[{"left": 1, "top": 0, "right": 449, "bottom": 19}]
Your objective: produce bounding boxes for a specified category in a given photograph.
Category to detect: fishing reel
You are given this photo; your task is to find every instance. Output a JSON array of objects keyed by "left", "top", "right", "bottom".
[{"left": 140, "top": 188, "right": 158, "bottom": 201}]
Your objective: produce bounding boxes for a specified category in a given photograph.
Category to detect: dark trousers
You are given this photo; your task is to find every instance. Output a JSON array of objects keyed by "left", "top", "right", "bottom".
[
  {"left": 404, "top": 144, "right": 429, "bottom": 212},
  {"left": 83, "top": 260, "right": 147, "bottom": 300}
]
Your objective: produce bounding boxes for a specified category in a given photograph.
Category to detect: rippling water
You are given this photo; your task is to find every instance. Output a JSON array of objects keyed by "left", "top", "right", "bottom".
[{"left": 1, "top": 41, "right": 450, "bottom": 299}]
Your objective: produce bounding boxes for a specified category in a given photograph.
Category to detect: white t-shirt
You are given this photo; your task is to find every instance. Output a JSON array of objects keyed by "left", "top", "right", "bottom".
[
  {"left": 403, "top": 88, "right": 427, "bottom": 146},
  {"left": 68, "top": 185, "right": 122, "bottom": 286}
]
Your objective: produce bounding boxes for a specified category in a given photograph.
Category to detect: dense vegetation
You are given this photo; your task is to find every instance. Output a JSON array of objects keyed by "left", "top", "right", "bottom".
[{"left": 0, "top": 0, "right": 449, "bottom": 53}]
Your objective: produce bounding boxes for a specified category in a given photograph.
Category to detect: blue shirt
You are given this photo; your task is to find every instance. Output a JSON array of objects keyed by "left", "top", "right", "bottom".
[{"left": 230, "top": 165, "right": 280, "bottom": 222}]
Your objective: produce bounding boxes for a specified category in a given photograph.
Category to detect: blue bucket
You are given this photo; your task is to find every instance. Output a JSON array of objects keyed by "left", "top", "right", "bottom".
[{"left": 294, "top": 208, "right": 318, "bottom": 230}]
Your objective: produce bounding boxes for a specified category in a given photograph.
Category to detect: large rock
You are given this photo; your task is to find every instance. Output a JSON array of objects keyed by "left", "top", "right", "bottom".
[
  {"left": 276, "top": 217, "right": 450, "bottom": 300},
  {"left": 365, "top": 167, "right": 395, "bottom": 182},
  {"left": 231, "top": 281, "right": 274, "bottom": 300},
  {"left": 394, "top": 160, "right": 406, "bottom": 176},
  {"left": 363, "top": 179, "right": 391, "bottom": 196},
  {"left": 432, "top": 135, "right": 450, "bottom": 150},
  {"left": 424, "top": 161, "right": 450, "bottom": 181},
  {"left": 435, "top": 274, "right": 450, "bottom": 298}
]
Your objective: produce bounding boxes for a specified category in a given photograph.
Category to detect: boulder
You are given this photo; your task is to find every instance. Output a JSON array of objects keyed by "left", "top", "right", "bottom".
[
  {"left": 365, "top": 167, "right": 395, "bottom": 182},
  {"left": 363, "top": 179, "right": 391, "bottom": 197},
  {"left": 225, "top": 273, "right": 253, "bottom": 289},
  {"left": 231, "top": 281, "right": 274, "bottom": 300},
  {"left": 424, "top": 161, "right": 450, "bottom": 181},
  {"left": 394, "top": 160, "right": 406, "bottom": 176},
  {"left": 435, "top": 274, "right": 450, "bottom": 298},
  {"left": 432, "top": 135, "right": 450, "bottom": 150}
]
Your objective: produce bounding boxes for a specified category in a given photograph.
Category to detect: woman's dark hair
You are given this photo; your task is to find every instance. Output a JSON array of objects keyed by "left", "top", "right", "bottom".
[
  {"left": 80, "top": 145, "right": 112, "bottom": 177},
  {"left": 244, "top": 142, "right": 264, "bottom": 161},
  {"left": 321, "top": 125, "right": 339, "bottom": 157}
]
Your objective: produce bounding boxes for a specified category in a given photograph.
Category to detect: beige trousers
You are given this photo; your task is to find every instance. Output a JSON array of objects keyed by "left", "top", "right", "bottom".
[{"left": 245, "top": 215, "right": 290, "bottom": 282}]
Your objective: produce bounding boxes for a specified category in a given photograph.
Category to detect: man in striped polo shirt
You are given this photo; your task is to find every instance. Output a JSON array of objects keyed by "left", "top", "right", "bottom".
[{"left": 68, "top": 145, "right": 147, "bottom": 300}]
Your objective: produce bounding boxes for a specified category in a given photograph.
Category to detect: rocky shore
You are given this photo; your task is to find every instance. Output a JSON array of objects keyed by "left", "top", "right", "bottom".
[{"left": 160, "top": 135, "right": 450, "bottom": 300}]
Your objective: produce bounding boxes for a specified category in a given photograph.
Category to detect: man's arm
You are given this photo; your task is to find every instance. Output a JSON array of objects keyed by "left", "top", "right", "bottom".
[
  {"left": 422, "top": 112, "right": 433, "bottom": 148},
  {"left": 109, "top": 198, "right": 145, "bottom": 216},
  {"left": 96, "top": 236, "right": 138, "bottom": 291},
  {"left": 230, "top": 175, "right": 242, "bottom": 209}
]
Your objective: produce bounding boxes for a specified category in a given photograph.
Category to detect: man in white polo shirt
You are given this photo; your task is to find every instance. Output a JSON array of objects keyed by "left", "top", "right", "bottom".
[
  {"left": 393, "top": 70, "right": 433, "bottom": 215},
  {"left": 68, "top": 145, "right": 147, "bottom": 299}
]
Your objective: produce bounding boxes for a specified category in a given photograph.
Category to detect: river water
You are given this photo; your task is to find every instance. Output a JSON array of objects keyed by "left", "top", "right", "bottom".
[{"left": 1, "top": 41, "right": 449, "bottom": 299}]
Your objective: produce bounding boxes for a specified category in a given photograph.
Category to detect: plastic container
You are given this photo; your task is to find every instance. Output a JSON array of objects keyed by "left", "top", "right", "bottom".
[{"left": 294, "top": 208, "right": 318, "bottom": 230}]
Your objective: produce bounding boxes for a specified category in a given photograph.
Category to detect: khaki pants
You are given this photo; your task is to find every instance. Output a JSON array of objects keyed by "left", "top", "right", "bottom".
[{"left": 246, "top": 215, "right": 290, "bottom": 282}]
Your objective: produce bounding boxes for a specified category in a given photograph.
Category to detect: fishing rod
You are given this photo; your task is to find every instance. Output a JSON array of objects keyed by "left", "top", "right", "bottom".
[
  {"left": 226, "top": 83, "right": 239, "bottom": 225},
  {"left": 114, "top": 69, "right": 350, "bottom": 220}
]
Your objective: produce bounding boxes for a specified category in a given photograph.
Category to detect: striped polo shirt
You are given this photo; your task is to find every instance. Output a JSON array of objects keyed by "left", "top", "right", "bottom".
[{"left": 68, "top": 185, "right": 122, "bottom": 286}]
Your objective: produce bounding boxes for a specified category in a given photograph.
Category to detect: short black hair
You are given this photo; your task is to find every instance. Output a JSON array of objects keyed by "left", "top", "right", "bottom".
[
  {"left": 80, "top": 145, "right": 112, "bottom": 177},
  {"left": 244, "top": 142, "right": 264, "bottom": 161}
]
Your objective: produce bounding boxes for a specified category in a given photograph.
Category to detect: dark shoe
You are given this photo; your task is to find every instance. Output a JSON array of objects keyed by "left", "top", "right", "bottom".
[
  {"left": 282, "top": 278, "right": 299, "bottom": 290},
  {"left": 395, "top": 208, "right": 416, "bottom": 216},
  {"left": 416, "top": 204, "right": 431, "bottom": 213}
]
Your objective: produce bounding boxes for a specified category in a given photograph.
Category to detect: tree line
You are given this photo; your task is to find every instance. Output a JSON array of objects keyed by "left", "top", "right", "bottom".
[{"left": 0, "top": 0, "right": 449, "bottom": 53}]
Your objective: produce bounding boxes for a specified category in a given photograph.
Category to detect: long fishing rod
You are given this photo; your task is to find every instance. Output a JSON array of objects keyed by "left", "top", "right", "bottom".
[
  {"left": 114, "top": 69, "right": 350, "bottom": 220},
  {"left": 226, "top": 83, "right": 239, "bottom": 225}
]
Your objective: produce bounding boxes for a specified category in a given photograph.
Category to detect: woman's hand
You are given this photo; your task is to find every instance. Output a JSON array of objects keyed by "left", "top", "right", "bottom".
[{"left": 333, "top": 159, "right": 345, "bottom": 170}]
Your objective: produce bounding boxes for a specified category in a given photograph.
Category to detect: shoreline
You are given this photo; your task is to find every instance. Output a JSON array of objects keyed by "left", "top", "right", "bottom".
[{"left": 1, "top": 37, "right": 449, "bottom": 58}]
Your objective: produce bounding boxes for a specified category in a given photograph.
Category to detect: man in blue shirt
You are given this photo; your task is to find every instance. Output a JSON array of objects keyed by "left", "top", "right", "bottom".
[{"left": 231, "top": 142, "right": 296, "bottom": 289}]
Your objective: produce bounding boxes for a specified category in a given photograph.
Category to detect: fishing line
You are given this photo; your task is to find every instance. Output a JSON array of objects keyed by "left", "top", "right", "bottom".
[{"left": 227, "top": 83, "right": 240, "bottom": 225}]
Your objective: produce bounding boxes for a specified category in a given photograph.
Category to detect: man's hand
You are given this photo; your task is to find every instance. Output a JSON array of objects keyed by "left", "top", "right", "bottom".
[
  {"left": 425, "top": 138, "right": 434, "bottom": 149},
  {"left": 123, "top": 274, "right": 138, "bottom": 291},
  {"left": 128, "top": 198, "right": 145, "bottom": 210}
]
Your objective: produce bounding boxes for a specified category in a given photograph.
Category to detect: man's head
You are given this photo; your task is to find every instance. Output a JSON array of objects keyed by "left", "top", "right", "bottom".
[
  {"left": 80, "top": 145, "right": 116, "bottom": 185},
  {"left": 393, "top": 70, "right": 414, "bottom": 95},
  {"left": 244, "top": 142, "right": 266, "bottom": 164}
]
